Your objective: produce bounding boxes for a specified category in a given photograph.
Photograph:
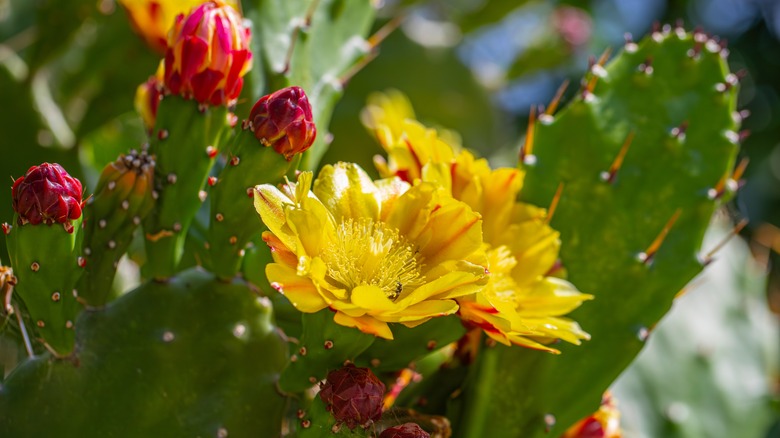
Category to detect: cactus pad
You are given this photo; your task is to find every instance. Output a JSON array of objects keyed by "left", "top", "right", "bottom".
[{"left": 456, "top": 28, "right": 742, "bottom": 436}]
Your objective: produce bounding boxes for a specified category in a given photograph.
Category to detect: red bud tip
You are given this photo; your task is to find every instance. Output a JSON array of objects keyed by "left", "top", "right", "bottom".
[
  {"left": 379, "top": 423, "right": 430, "bottom": 438},
  {"left": 319, "top": 363, "right": 385, "bottom": 430},
  {"left": 249, "top": 86, "right": 317, "bottom": 161},
  {"left": 12, "top": 163, "right": 84, "bottom": 233}
]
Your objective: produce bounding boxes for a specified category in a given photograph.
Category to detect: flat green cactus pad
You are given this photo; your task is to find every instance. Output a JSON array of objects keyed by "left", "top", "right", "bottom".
[
  {"left": 0, "top": 269, "right": 288, "bottom": 437},
  {"left": 456, "top": 28, "right": 741, "bottom": 437}
]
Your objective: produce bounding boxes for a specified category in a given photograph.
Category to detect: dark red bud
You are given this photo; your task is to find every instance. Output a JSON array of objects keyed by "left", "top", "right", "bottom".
[
  {"left": 248, "top": 86, "right": 316, "bottom": 161},
  {"left": 12, "top": 163, "right": 84, "bottom": 233},
  {"left": 380, "top": 423, "right": 431, "bottom": 438},
  {"left": 319, "top": 363, "right": 385, "bottom": 430}
]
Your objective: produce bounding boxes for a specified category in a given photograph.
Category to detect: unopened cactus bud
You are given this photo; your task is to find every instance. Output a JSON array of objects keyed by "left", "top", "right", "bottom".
[
  {"left": 7, "top": 162, "right": 85, "bottom": 356},
  {"left": 93, "top": 149, "right": 156, "bottom": 222},
  {"left": 380, "top": 423, "right": 430, "bottom": 438},
  {"left": 319, "top": 363, "right": 385, "bottom": 430},
  {"left": 135, "top": 70, "right": 163, "bottom": 131},
  {"left": 82, "top": 149, "right": 156, "bottom": 306},
  {"left": 247, "top": 86, "right": 316, "bottom": 160},
  {"left": 163, "top": 0, "right": 251, "bottom": 106},
  {"left": 12, "top": 163, "right": 84, "bottom": 233}
]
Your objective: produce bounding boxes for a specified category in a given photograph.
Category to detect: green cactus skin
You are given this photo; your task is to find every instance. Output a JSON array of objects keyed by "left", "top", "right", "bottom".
[
  {"left": 0, "top": 268, "right": 288, "bottom": 437},
  {"left": 455, "top": 28, "right": 741, "bottom": 437},
  {"left": 356, "top": 316, "right": 465, "bottom": 373},
  {"left": 208, "top": 129, "right": 292, "bottom": 281},
  {"left": 612, "top": 223, "right": 777, "bottom": 438},
  {"left": 246, "top": 0, "right": 376, "bottom": 171},
  {"left": 279, "top": 309, "right": 376, "bottom": 393},
  {"left": 143, "top": 96, "right": 230, "bottom": 280},
  {"left": 6, "top": 217, "right": 84, "bottom": 356},
  {"left": 80, "top": 149, "right": 155, "bottom": 306}
]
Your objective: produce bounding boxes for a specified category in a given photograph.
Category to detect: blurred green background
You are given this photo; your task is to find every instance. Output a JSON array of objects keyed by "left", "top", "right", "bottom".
[{"left": 2, "top": 0, "right": 780, "bottom": 436}]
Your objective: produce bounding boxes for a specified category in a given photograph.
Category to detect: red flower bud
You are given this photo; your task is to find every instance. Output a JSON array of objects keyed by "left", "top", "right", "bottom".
[
  {"left": 380, "top": 423, "right": 431, "bottom": 438},
  {"left": 163, "top": 0, "right": 251, "bottom": 106},
  {"left": 319, "top": 363, "right": 385, "bottom": 430},
  {"left": 248, "top": 86, "right": 317, "bottom": 160},
  {"left": 12, "top": 163, "right": 84, "bottom": 233}
]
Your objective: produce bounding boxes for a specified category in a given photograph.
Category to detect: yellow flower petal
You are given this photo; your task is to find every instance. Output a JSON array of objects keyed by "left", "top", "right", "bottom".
[
  {"left": 254, "top": 184, "right": 298, "bottom": 253},
  {"left": 265, "top": 263, "right": 328, "bottom": 313},
  {"left": 384, "top": 183, "right": 435, "bottom": 238},
  {"left": 314, "top": 163, "right": 380, "bottom": 222},
  {"left": 421, "top": 162, "right": 452, "bottom": 194},
  {"left": 351, "top": 284, "right": 397, "bottom": 312},
  {"left": 400, "top": 270, "right": 485, "bottom": 306},
  {"left": 384, "top": 299, "right": 458, "bottom": 322},
  {"left": 519, "top": 278, "right": 594, "bottom": 317},
  {"left": 285, "top": 204, "right": 335, "bottom": 258},
  {"left": 418, "top": 198, "right": 483, "bottom": 266},
  {"left": 334, "top": 312, "right": 394, "bottom": 339}
]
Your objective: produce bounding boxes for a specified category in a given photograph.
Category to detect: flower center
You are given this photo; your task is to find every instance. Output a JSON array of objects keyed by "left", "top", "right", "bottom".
[{"left": 323, "top": 218, "right": 424, "bottom": 300}]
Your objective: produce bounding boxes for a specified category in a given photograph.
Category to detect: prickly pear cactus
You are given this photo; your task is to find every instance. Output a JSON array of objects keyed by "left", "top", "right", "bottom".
[
  {"left": 0, "top": 0, "right": 380, "bottom": 436},
  {"left": 455, "top": 27, "right": 742, "bottom": 436},
  {"left": 0, "top": 0, "right": 753, "bottom": 435},
  {"left": 0, "top": 269, "right": 288, "bottom": 437}
]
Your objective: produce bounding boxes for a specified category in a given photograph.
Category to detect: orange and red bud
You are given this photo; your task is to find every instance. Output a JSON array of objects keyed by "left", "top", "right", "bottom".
[
  {"left": 319, "top": 364, "right": 385, "bottom": 430},
  {"left": 380, "top": 423, "right": 430, "bottom": 438},
  {"left": 561, "top": 392, "right": 621, "bottom": 438},
  {"left": 247, "top": 86, "right": 317, "bottom": 160},
  {"left": 12, "top": 163, "right": 84, "bottom": 233},
  {"left": 135, "top": 69, "right": 163, "bottom": 131},
  {"left": 163, "top": 0, "right": 251, "bottom": 106}
]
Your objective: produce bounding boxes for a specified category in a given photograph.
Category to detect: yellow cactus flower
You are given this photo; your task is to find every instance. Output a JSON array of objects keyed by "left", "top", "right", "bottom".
[
  {"left": 254, "top": 162, "right": 488, "bottom": 339},
  {"left": 363, "top": 90, "right": 461, "bottom": 183},
  {"left": 119, "top": 0, "right": 237, "bottom": 53},
  {"left": 363, "top": 90, "right": 592, "bottom": 353}
]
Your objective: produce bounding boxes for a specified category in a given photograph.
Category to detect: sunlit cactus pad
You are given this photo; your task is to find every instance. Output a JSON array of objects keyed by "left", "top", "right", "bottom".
[{"left": 456, "top": 26, "right": 741, "bottom": 436}]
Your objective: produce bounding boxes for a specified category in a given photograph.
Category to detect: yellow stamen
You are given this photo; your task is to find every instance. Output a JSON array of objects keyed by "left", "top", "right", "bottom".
[{"left": 323, "top": 218, "right": 424, "bottom": 300}]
